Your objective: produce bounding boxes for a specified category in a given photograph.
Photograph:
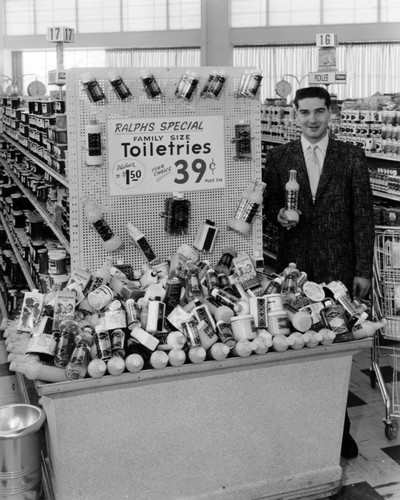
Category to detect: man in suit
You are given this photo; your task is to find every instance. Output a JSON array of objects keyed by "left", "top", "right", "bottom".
[{"left": 263, "top": 86, "right": 375, "bottom": 458}]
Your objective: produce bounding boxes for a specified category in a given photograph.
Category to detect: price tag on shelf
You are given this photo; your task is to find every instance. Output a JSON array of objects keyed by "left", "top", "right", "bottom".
[
  {"left": 107, "top": 115, "right": 226, "bottom": 196},
  {"left": 46, "top": 27, "right": 75, "bottom": 43}
]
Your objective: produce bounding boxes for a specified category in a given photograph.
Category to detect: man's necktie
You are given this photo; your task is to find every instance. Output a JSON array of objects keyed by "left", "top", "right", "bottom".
[{"left": 308, "top": 145, "right": 321, "bottom": 203}]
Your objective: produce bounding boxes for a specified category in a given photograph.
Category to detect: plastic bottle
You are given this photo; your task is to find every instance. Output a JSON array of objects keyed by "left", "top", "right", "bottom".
[
  {"left": 319, "top": 328, "right": 336, "bottom": 345},
  {"left": 208, "top": 69, "right": 226, "bottom": 98},
  {"left": 232, "top": 339, "right": 253, "bottom": 357},
  {"left": 320, "top": 300, "right": 349, "bottom": 334},
  {"left": 192, "top": 300, "right": 217, "bottom": 349},
  {"left": 244, "top": 68, "right": 263, "bottom": 98},
  {"left": 146, "top": 296, "right": 165, "bottom": 333},
  {"left": 85, "top": 119, "right": 103, "bottom": 166},
  {"left": 215, "top": 320, "right": 236, "bottom": 349},
  {"left": 108, "top": 71, "right": 132, "bottom": 101},
  {"left": 155, "top": 331, "right": 186, "bottom": 351},
  {"left": 82, "top": 73, "right": 106, "bottom": 103},
  {"left": 252, "top": 335, "right": 272, "bottom": 355},
  {"left": 205, "top": 297, "right": 235, "bottom": 323},
  {"left": 227, "top": 181, "right": 266, "bottom": 235},
  {"left": 287, "top": 331, "right": 308, "bottom": 350},
  {"left": 65, "top": 339, "right": 92, "bottom": 380},
  {"left": 107, "top": 356, "right": 126, "bottom": 376},
  {"left": 163, "top": 273, "right": 183, "bottom": 315},
  {"left": 125, "top": 353, "right": 144, "bottom": 373},
  {"left": 140, "top": 69, "right": 162, "bottom": 98},
  {"left": 164, "top": 192, "right": 191, "bottom": 236},
  {"left": 93, "top": 325, "right": 112, "bottom": 361},
  {"left": 10, "top": 360, "right": 68, "bottom": 382},
  {"left": 215, "top": 247, "right": 237, "bottom": 275},
  {"left": 54, "top": 320, "right": 81, "bottom": 368},
  {"left": 127, "top": 223, "right": 157, "bottom": 263},
  {"left": 87, "top": 358, "right": 107, "bottom": 378},
  {"left": 284, "top": 303, "right": 312, "bottom": 332},
  {"left": 234, "top": 121, "right": 252, "bottom": 160},
  {"left": 187, "top": 346, "right": 206, "bottom": 364},
  {"left": 184, "top": 265, "right": 204, "bottom": 302},
  {"left": 272, "top": 334, "right": 294, "bottom": 352},
  {"left": 149, "top": 350, "right": 169, "bottom": 370},
  {"left": 81, "top": 196, "right": 123, "bottom": 252},
  {"left": 87, "top": 257, "right": 114, "bottom": 294},
  {"left": 304, "top": 330, "right": 323, "bottom": 348},
  {"left": 110, "top": 328, "right": 126, "bottom": 358},
  {"left": 284, "top": 170, "right": 300, "bottom": 223},
  {"left": 168, "top": 348, "right": 186, "bottom": 367},
  {"left": 206, "top": 342, "right": 230, "bottom": 361}
]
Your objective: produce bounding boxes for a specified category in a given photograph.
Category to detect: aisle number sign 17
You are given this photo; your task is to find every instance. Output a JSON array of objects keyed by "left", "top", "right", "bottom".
[{"left": 46, "top": 27, "right": 75, "bottom": 43}]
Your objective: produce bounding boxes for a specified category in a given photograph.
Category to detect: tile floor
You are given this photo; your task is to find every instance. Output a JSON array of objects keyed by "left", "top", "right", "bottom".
[
  {"left": 1, "top": 331, "right": 400, "bottom": 500},
  {"left": 332, "top": 342, "right": 400, "bottom": 500}
]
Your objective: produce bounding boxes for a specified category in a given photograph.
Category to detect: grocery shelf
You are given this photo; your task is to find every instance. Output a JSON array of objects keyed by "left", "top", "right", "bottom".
[
  {"left": 2, "top": 134, "right": 69, "bottom": 188},
  {"left": 0, "top": 159, "right": 70, "bottom": 253},
  {"left": 366, "top": 152, "right": 400, "bottom": 162},
  {"left": 373, "top": 190, "right": 400, "bottom": 202},
  {"left": 0, "top": 287, "right": 7, "bottom": 320},
  {"left": 0, "top": 211, "right": 36, "bottom": 290}
]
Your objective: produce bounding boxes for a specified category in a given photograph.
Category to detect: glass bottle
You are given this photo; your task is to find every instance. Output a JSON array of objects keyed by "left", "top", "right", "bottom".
[
  {"left": 184, "top": 265, "right": 204, "bottom": 302},
  {"left": 284, "top": 169, "right": 300, "bottom": 223}
]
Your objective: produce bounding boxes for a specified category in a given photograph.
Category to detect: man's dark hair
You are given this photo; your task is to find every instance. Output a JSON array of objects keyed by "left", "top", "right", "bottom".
[{"left": 294, "top": 86, "right": 331, "bottom": 110}]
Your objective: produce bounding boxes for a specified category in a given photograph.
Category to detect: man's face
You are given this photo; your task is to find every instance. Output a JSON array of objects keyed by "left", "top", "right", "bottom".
[{"left": 296, "top": 97, "right": 331, "bottom": 143}]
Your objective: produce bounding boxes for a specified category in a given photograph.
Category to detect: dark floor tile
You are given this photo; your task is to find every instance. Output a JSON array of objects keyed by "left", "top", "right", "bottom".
[
  {"left": 347, "top": 390, "right": 367, "bottom": 408},
  {"left": 361, "top": 365, "right": 399, "bottom": 384},
  {"left": 329, "top": 481, "right": 384, "bottom": 499},
  {"left": 382, "top": 444, "right": 400, "bottom": 465}
]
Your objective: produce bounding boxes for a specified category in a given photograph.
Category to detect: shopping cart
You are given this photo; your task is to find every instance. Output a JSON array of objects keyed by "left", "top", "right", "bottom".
[{"left": 371, "top": 228, "right": 400, "bottom": 439}]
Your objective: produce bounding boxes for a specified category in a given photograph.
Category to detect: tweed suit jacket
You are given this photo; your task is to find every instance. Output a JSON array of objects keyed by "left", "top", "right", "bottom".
[{"left": 263, "top": 138, "right": 375, "bottom": 292}]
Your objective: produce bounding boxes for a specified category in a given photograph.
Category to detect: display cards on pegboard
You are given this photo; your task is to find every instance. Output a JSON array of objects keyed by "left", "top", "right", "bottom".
[{"left": 66, "top": 67, "right": 263, "bottom": 273}]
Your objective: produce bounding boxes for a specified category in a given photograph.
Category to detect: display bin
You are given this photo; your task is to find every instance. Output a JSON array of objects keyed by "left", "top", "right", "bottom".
[{"left": 36, "top": 339, "right": 371, "bottom": 500}]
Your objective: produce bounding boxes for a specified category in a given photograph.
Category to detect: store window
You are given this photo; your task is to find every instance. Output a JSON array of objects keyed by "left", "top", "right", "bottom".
[
  {"left": 169, "top": 0, "right": 201, "bottom": 30},
  {"left": 34, "top": 0, "right": 77, "bottom": 34},
  {"left": 381, "top": 0, "right": 400, "bottom": 22},
  {"left": 269, "top": 0, "right": 320, "bottom": 26},
  {"left": 20, "top": 49, "right": 106, "bottom": 94},
  {"left": 230, "top": 0, "right": 382, "bottom": 27},
  {"left": 322, "top": 0, "right": 378, "bottom": 24},
  {"left": 78, "top": 0, "right": 121, "bottom": 33},
  {"left": 122, "top": 0, "right": 167, "bottom": 31},
  {"left": 230, "top": 0, "right": 267, "bottom": 28},
  {"left": 5, "top": 0, "right": 35, "bottom": 36}
]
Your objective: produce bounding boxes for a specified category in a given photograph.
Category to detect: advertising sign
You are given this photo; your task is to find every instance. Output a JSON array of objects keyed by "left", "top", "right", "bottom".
[{"left": 107, "top": 115, "right": 225, "bottom": 195}]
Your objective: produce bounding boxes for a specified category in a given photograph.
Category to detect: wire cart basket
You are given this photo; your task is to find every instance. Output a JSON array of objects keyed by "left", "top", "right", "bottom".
[{"left": 372, "top": 228, "right": 400, "bottom": 439}]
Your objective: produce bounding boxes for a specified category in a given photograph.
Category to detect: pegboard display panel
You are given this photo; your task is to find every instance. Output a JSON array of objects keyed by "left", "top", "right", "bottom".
[{"left": 66, "top": 67, "right": 262, "bottom": 273}]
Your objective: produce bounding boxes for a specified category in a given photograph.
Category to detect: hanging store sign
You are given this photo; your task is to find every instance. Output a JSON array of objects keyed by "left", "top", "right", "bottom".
[
  {"left": 308, "top": 71, "right": 347, "bottom": 84},
  {"left": 107, "top": 115, "right": 226, "bottom": 196}
]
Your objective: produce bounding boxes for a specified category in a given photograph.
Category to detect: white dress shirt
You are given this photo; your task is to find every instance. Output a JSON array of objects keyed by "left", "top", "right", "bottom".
[{"left": 301, "top": 134, "right": 329, "bottom": 202}]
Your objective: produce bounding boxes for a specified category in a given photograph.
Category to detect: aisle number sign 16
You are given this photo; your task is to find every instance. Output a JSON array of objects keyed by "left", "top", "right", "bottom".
[
  {"left": 46, "top": 27, "right": 75, "bottom": 43},
  {"left": 316, "top": 33, "right": 338, "bottom": 47}
]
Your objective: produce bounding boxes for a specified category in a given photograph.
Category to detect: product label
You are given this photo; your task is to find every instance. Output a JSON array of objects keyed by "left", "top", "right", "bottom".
[
  {"left": 235, "top": 124, "right": 251, "bottom": 159},
  {"left": 233, "top": 199, "right": 259, "bottom": 224},
  {"left": 94, "top": 330, "right": 112, "bottom": 360},
  {"left": 92, "top": 218, "right": 114, "bottom": 242},
  {"left": 88, "top": 132, "right": 102, "bottom": 157},
  {"left": 285, "top": 189, "right": 298, "bottom": 210}
]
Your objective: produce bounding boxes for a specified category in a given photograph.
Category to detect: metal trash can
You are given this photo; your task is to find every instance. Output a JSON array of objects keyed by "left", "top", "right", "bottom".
[{"left": 0, "top": 404, "right": 46, "bottom": 500}]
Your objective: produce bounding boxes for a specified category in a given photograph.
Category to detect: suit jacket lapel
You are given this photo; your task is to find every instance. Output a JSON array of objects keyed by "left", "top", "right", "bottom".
[
  {"left": 291, "top": 140, "right": 313, "bottom": 203},
  {"left": 315, "top": 139, "right": 335, "bottom": 201}
]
